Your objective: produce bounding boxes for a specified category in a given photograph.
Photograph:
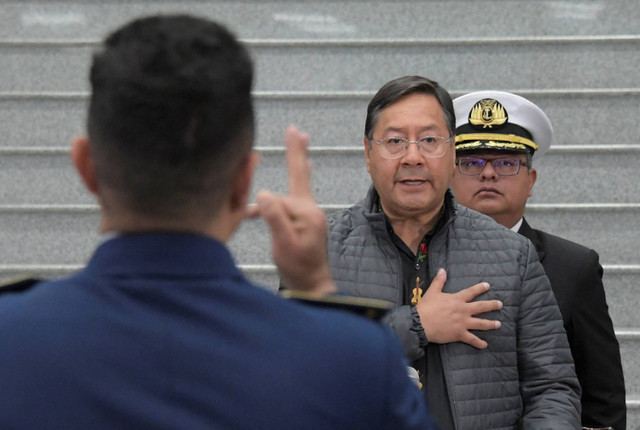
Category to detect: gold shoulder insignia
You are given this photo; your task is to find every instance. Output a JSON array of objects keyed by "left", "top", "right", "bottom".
[
  {"left": 468, "top": 98, "right": 508, "bottom": 128},
  {"left": 280, "top": 290, "right": 391, "bottom": 321},
  {"left": 0, "top": 276, "right": 41, "bottom": 294}
]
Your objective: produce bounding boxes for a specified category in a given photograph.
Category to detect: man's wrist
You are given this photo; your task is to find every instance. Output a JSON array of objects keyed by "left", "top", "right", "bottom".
[
  {"left": 410, "top": 306, "right": 429, "bottom": 347},
  {"left": 281, "top": 267, "right": 336, "bottom": 294},
  {"left": 309, "top": 278, "right": 337, "bottom": 294}
]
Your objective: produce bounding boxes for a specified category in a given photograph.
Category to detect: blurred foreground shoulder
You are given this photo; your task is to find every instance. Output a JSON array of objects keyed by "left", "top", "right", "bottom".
[{"left": 0, "top": 277, "right": 41, "bottom": 295}]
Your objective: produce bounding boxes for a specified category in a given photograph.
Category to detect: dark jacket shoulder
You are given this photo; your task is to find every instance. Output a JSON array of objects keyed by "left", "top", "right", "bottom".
[
  {"left": 0, "top": 277, "right": 41, "bottom": 295},
  {"left": 519, "top": 218, "right": 600, "bottom": 273}
]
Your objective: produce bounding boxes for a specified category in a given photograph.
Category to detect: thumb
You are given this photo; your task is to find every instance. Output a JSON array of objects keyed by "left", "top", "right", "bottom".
[{"left": 427, "top": 268, "right": 447, "bottom": 294}]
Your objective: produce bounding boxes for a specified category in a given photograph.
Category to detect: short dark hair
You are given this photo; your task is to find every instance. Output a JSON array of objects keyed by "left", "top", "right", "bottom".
[
  {"left": 364, "top": 75, "right": 455, "bottom": 142},
  {"left": 87, "top": 14, "right": 254, "bottom": 218}
]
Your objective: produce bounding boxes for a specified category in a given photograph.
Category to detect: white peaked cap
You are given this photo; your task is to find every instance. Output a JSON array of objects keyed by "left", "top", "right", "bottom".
[{"left": 453, "top": 90, "right": 552, "bottom": 160}]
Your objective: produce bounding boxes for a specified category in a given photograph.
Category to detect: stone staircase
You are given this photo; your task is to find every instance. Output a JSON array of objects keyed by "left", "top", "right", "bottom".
[{"left": 2, "top": 0, "right": 639, "bottom": 427}]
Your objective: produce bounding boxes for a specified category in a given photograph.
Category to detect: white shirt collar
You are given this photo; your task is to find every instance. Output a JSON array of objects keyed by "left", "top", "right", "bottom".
[{"left": 510, "top": 218, "right": 524, "bottom": 233}]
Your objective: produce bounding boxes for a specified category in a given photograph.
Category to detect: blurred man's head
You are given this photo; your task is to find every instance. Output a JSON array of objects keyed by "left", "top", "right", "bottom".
[
  {"left": 450, "top": 91, "right": 552, "bottom": 228},
  {"left": 363, "top": 76, "right": 456, "bottom": 222},
  {"left": 75, "top": 15, "right": 255, "bottom": 230}
]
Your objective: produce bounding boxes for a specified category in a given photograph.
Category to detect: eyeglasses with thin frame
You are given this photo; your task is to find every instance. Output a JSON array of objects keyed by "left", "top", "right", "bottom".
[
  {"left": 456, "top": 156, "right": 524, "bottom": 176},
  {"left": 370, "top": 136, "right": 452, "bottom": 160}
]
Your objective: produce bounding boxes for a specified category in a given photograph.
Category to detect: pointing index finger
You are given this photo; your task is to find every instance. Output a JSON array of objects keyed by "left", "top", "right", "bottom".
[{"left": 285, "top": 125, "right": 313, "bottom": 199}]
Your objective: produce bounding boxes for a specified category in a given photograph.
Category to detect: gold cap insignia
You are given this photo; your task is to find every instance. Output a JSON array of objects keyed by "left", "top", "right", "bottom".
[{"left": 468, "top": 98, "right": 508, "bottom": 128}]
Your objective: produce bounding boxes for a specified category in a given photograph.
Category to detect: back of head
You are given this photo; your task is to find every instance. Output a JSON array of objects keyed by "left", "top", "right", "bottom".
[
  {"left": 364, "top": 75, "right": 455, "bottom": 140},
  {"left": 88, "top": 15, "right": 254, "bottom": 219}
]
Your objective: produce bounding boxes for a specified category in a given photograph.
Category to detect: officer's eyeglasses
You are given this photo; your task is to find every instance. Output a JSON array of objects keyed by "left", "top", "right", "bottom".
[
  {"left": 456, "top": 156, "right": 524, "bottom": 176},
  {"left": 370, "top": 136, "right": 452, "bottom": 160}
]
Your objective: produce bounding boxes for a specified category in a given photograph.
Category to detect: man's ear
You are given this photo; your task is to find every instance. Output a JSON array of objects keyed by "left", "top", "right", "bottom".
[
  {"left": 452, "top": 145, "right": 457, "bottom": 169},
  {"left": 364, "top": 136, "right": 372, "bottom": 174},
  {"left": 230, "top": 151, "right": 260, "bottom": 211},
  {"left": 70, "top": 136, "right": 98, "bottom": 194},
  {"left": 527, "top": 167, "right": 537, "bottom": 197}
]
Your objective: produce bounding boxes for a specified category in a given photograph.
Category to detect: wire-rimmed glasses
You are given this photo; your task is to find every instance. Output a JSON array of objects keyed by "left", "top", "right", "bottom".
[
  {"left": 456, "top": 156, "right": 523, "bottom": 176},
  {"left": 370, "top": 136, "right": 452, "bottom": 160}
]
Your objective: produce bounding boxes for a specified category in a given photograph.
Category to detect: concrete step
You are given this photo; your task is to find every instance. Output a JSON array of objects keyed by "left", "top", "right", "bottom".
[
  {"left": 0, "top": 206, "right": 99, "bottom": 265},
  {"left": 0, "top": 94, "right": 87, "bottom": 148},
  {"left": 0, "top": 203, "right": 636, "bottom": 266},
  {"left": 2, "top": 37, "right": 639, "bottom": 92},
  {"left": 2, "top": 90, "right": 640, "bottom": 148},
  {"left": 3, "top": 1, "right": 639, "bottom": 40},
  {"left": 523, "top": 204, "right": 640, "bottom": 265},
  {"left": 251, "top": 38, "right": 640, "bottom": 93},
  {"left": 628, "top": 397, "right": 640, "bottom": 430},
  {"left": 0, "top": 151, "right": 88, "bottom": 205},
  {"left": 1, "top": 146, "right": 637, "bottom": 205},
  {"left": 619, "top": 331, "right": 640, "bottom": 414},
  {"left": 604, "top": 268, "right": 640, "bottom": 329}
]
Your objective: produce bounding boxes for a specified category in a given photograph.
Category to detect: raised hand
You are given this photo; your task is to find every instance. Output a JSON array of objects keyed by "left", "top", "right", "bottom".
[{"left": 253, "top": 126, "right": 336, "bottom": 294}]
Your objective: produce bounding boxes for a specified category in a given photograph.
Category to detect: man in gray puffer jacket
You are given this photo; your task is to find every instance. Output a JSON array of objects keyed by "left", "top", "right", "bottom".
[{"left": 326, "top": 76, "right": 581, "bottom": 430}]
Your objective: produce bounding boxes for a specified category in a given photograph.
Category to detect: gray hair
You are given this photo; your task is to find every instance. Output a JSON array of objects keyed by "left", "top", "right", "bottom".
[{"left": 364, "top": 76, "right": 455, "bottom": 144}]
